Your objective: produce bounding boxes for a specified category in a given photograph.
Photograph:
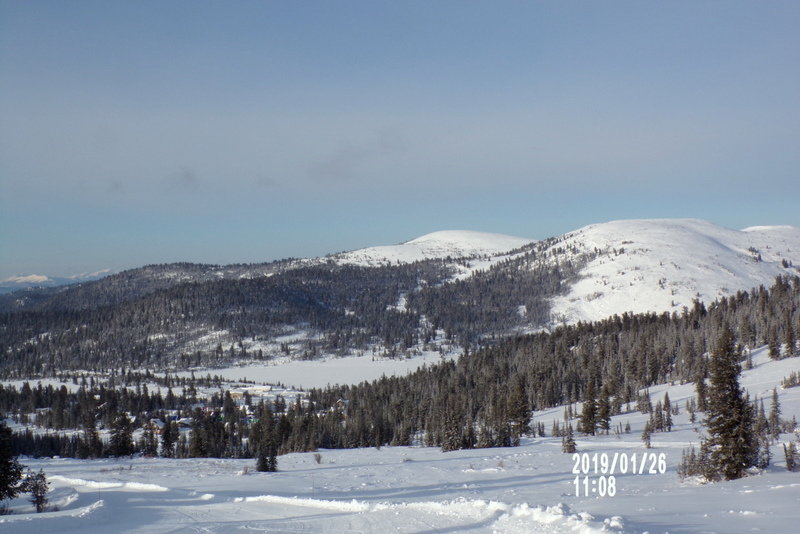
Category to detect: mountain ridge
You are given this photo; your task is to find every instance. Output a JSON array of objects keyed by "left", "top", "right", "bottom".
[
  {"left": 1, "top": 218, "right": 798, "bottom": 377},
  {"left": 545, "top": 218, "right": 800, "bottom": 325}
]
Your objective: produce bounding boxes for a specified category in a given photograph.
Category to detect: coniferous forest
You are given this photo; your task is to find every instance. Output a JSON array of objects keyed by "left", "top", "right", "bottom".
[
  {"left": 2, "top": 275, "right": 798, "bottom": 482},
  {"left": 0, "top": 237, "right": 594, "bottom": 377}
]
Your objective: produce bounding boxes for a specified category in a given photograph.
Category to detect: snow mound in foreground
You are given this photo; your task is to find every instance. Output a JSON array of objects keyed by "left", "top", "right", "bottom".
[
  {"left": 49, "top": 475, "right": 168, "bottom": 492},
  {"left": 237, "top": 495, "right": 624, "bottom": 533}
]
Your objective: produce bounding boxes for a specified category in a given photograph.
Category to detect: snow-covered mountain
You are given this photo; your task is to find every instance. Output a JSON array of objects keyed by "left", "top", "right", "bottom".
[
  {"left": 0, "top": 270, "right": 113, "bottom": 294},
  {"left": 329, "top": 230, "right": 534, "bottom": 267},
  {"left": 328, "top": 219, "right": 800, "bottom": 327},
  {"left": 547, "top": 219, "right": 800, "bottom": 324}
]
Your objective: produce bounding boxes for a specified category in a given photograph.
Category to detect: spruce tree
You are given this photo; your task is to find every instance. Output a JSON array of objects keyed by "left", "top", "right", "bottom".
[
  {"left": 641, "top": 421, "right": 652, "bottom": 448},
  {"left": 580, "top": 381, "right": 597, "bottom": 435},
  {"left": 189, "top": 413, "right": 207, "bottom": 458},
  {"left": 596, "top": 386, "right": 611, "bottom": 435},
  {"left": 507, "top": 380, "right": 531, "bottom": 438},
  {"left": 756, "top": 435, "right": 771, "bottom": 469},
  {"left": 108, "top": 413, "right": 135, "bottom": 457},
  {"left": 786, "top": 325, "right": 797, "bottom": 357},
  {"left": 768, "top": 327, "right": 781, "bottom": 360},
  {"left": 653, "top": 401, "right": 664, "bottom": 432},
  {"left": 784, "top": 442, "right": 798, "bottom": 471},
  {"left": 0, "top": 420, "right": 25, "bottom": 502},
  {"left": 441, "top": 411, "right": 463, "bottom": 452},
  {"left": 161, "top": 420, "right": 178, "bottom": 458},
  {"left": 768, "top": 388, "right": 781, "bottom": 439},
  {"left": 695, "top": 371, "right": 708, "bottom": 412},
  {"left": 141, "top": 426, "right": 158, "bottom": 457},
  {"left": 24, "top": 469, "right": 49, "bottom": 513},
  {"left": 704, "top": 325, "right": 756, "bottom": 480},
  {"left": 561, "top": 422, "right": 577, "bottom": 453},
  {"left": 76, "top": 409, "right": 103, "bottom": 459}
]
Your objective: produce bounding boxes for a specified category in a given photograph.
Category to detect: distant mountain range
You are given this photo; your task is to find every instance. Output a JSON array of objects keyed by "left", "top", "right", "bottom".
[
  {"left": 0, "top": 270, "right": 113, "bottom": 294},
  {"left": 1, "top": 219, "right": 798, "bottom": 376}
]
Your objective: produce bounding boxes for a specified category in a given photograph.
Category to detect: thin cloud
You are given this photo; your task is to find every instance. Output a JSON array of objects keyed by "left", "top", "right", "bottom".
[
  {"left": 307, "top": 129, "right": 407, "bottom": 183},
  {"left": 164, "top": 168, "right": 201, "bottom": 192}
]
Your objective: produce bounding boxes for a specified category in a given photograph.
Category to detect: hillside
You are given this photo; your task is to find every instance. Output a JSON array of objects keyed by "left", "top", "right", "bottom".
[
  {"left": 1, "top": 219, "right": 798, "bottom": 378},
  {"left": 329, "top": 230, "right": 534, "bottom": 267},
  {"left": 3, "top": 301, "right": 799, "bottom": 533},
  {"left": 547, "top": 219, "right": 800, "bottom": 325}
]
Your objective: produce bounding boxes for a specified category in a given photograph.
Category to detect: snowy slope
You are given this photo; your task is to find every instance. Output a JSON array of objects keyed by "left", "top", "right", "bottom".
[
  {"left": 330, "top": 230, "right": 534, "bottom": 267},
  {"left": 549, "top": 219, "right": 800, "bottom": 325},
  {"left": 4, "top": 348, "right": 799, "bottom": 533}
]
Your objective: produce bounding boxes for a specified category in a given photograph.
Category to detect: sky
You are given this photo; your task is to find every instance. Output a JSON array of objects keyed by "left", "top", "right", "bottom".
[{"left": 1, "top": 1, "right": 798, "bottom": 279}]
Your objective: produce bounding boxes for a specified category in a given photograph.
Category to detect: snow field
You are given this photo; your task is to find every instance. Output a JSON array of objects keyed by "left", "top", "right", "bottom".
[
  {"left": 548, "top": 219, "right": 800, "bottom": 325},
  {"left": 2, "top": 347, "right": 798, "bottom": 533},
  {"left": 330, "top": 230, "right": 534, "bottom": 267}
]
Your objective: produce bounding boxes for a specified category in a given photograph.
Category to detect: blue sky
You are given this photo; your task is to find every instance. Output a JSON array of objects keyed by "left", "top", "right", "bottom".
[{"left": 1, "top": 1, "right": 798, "bottom": 278}]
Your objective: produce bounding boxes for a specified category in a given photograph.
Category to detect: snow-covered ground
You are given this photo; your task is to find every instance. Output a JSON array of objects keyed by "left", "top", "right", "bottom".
[
  {"left": 549, "top": 219, "right": 800, "bottom": 325},
  {"left": 4, "top": 347, "right": 799, "bottom": 533},
  {"left": 178, "top": 349, "right": 455, "bottom": 390}
]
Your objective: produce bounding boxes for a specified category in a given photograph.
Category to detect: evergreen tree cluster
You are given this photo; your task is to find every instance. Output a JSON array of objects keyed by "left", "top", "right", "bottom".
[
  {"left": 0, "top": 240, "right": 594, "bottom": 378},
  {"left": 2, "top": 276, "right": 799, "bottom": 465}
]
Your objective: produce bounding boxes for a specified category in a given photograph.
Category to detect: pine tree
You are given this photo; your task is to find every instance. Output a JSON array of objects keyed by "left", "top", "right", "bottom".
[
  {"left": 784, "top": 442, "right": 798, "bottom": 471},
  {"left": 695, "top": 371, "right": 708, "bottom": 412},
  {"left": 108, "top": 413, "right": 135, "bottom": 457},
  {"left": 551, "top": 420, "right": 561, "bottom": 438},
  {"left": 189, "top": 413, "right": 207, "bottom": 458},
  {"left": 441, "top": 411, "right": 462, "bottom": 452},
  {"left": 756, "top": 435, "right": 771, "bottom": 469},
  {"left": 768, "top": 327, "right": 781, "bottom": 360},
  {"left": 141, "top": 426, "right": 158, "bottom": 457},
  {"left": 663, "top": 392, "right": 673, "bottom": 432},
  {"left": 579, "top": 381, "right": 597, "bottom": 435},
  {"left": 704, "top": 325, "right": 756, "bottom": 480},
  {"left": 255, "top": 410, "right": 279, "bottom": 472},
  {"left": 641, "top": 421, "right": 652, "bottom": 448},
  {"left": 754, "top": 399, "right": 768, "bottom": 439},
  {"left": 0, "top": 420, "right": 25, "bottom": 502},
  {"left": 24, "top": 469, "right": 49, "bottom": 513},
  {"left": 783, "top": 315, "right": 796, "bottom": 356},
  {"left": 76, "top": 409, "right": 102, "bottom": 459},
  {"left": 255, "top": 447, "right": 270, "bottom": 472},
  {"left": 768, "top": 388, "right": 781, "bottom": 439},
  {"left": 255, "top": 438, "right": 278, "bottom": 472},
  {"left": 596, "top": 386, "right": 611, "bottom": 435},
  {"left": 161, "top": 420, "right": 178, "bottom": 458},
  {"left": 637, "top": 390, "right": 653, "bottom": 414},
  {"left": 507, "top": 380, "right": 531, "bottom": 439},
  {"left": 653, "top": 401, "right": 665, "bottom": 432},
  {"left": 561, "top": 422, "right": 577, "bottom": 453}
]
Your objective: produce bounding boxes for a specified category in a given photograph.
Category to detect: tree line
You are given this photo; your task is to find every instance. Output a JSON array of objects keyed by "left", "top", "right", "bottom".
[{"left": 3, "top": 277, "right": 797, "bottom": 473}]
